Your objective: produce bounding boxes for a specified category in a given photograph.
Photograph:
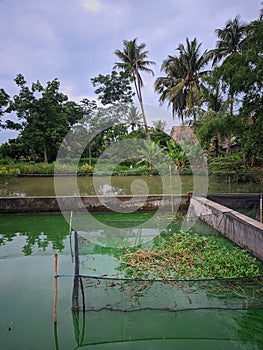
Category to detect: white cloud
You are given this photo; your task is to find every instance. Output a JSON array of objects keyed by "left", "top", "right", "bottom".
[
  {"left": 81, "top": 0, "right": 102, "bottom": 12},
  {"left": 153, "top": 27, "right": 168, "bottom": 39},
  {"left": 61, "top": 83, "right": 104, "bottom": 107}
]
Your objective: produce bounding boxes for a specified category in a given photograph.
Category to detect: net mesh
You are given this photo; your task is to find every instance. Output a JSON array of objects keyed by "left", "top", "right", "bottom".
[
  {"left": 56, "top": 206, "right": 263, "bottom": 348},
  {"left": 72, "top": 275, "right": 263, "bottom": 312},
  {"left": 69, "top": 214, "right": 263, "bottom": 313},
  {"left": 62, "top": 210, "right": 263, "bottom": 349}
]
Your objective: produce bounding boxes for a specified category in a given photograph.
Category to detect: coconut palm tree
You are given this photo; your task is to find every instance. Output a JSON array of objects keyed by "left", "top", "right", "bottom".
[
  {"left": 113, "top": 38, "right": 155, "bottom": 133},
  {"left": 155, "top": 38, "right": 210, "bottom": 122},
  {"left": 124, "top": 105, "right": 143, "bottom": 131},
  {"left": 137, "top": 140, "right": 167, "bottom": 175},
  {"left": 152, "top": 119, "right": 167, "bottom": 131},
  {"left": 210, "top": 16, "right": 246, "bottom": 65},
  {"left": 208, "top": 16, "right": 246, "bottom": 117}
]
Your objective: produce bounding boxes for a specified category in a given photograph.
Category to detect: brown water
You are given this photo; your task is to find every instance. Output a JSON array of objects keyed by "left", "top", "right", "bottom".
[{"left": 0, "top": 175, "right": 261, "bottom": 197}]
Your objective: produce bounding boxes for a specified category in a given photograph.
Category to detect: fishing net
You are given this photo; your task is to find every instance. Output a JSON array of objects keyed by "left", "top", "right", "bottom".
[
  {"left": 69, "top": 222, "right": 263, "bottom": 313},
  {"left": 55, "top": 211, "right": 263, "bottom": 349},
  {"left": 72, "top": 275, "right": 263, "bottom": 313}
]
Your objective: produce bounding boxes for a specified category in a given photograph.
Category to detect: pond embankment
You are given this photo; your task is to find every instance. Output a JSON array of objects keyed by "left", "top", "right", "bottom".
[
  {"left": 0, "top": 194, "right": 190, "bottom": 213},
  {"left": 1, "top": 193, "right": 262, "bottom": 262},
  {"left": 191, "top": 195, "right": 263, "bottom": 262}
]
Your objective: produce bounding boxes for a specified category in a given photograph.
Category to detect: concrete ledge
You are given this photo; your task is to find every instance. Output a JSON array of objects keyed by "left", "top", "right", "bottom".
[
  {"left": 0, "top": 194, "right": 190, "bottom": 214},
  {"left": 191, "top": 196, "right": 263, "bottom": 262}
]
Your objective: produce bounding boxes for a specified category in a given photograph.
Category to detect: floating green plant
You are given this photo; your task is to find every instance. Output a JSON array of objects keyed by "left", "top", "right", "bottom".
[{"left": 120, "top": 231, "right": 263, "bottom": 280}]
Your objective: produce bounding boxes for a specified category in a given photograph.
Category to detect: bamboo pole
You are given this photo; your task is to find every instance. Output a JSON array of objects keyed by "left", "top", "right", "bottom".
[
  {"left": 169, "top": 164, "right": 174, "bottom": 214},
  {"left": 69, "top": 210, "right": 73, "bottom": 235},
  {"left": 260, "top": 193, "right": 262, "bottom": 224},
  {"left": 53, "top": 253, "right": 58, "bottom": 324},
  {"left": 72, "top": 231, "right": 80, "bottom": 310},
  {"left": 69, "top": 210, "right": 74, "bottom": 261}
]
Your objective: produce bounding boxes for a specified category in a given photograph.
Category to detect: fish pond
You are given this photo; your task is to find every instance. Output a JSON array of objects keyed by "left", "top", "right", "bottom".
[
  {"left": 0, "top": 174, "right": 262, "bottom": 197},
  {"left": 0, "top": 212, "right": 263, "bottom": 349}
]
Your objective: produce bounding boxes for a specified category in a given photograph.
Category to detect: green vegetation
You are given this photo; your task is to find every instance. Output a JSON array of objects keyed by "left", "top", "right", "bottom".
[
  {"left": 120, "top": 231, "right": 263, "bottom": 280},
  {"left": 0, "top": 9, "right": 262, "bottom": 176},
  {"left": 0, "top": 161, "right": 93, "bottom": 176}
]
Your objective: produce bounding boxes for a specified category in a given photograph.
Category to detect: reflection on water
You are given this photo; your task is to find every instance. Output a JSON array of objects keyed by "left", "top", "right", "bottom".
[
  {"left": 0, "top": 213, "right": 263, "bottom": 350},
  {"left": 0, "top": 214, "right": 69, "bottom": 255},
  {"left": 0, "top": 175, "right": 262, "bottom": 197}
]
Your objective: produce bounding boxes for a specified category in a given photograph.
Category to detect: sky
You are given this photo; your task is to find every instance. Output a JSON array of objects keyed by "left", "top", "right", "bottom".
[{"left": 0, "top": 0, "right": 261, "bottom": 142}]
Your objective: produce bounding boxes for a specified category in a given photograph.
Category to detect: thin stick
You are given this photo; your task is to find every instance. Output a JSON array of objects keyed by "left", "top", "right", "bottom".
[
  {"left": 72, "top": 231, "right": 80, "bottom": 310},
  {"left": 69, "top": 210, "right": 73, "bottom": 235},
  {"left": 260, "top": 193, "right": 262, "bottom": 224},
  {"left": 169, "top": 164, "right": 174, "bottom": 214},
  {"left": 53, "top": 253, "right": 58, "bottom": 324}
]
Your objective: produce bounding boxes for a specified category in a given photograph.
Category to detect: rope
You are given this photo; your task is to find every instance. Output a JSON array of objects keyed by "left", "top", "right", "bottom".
[{"left": 55, "top": 273, "right": 263, "bottom": 283}]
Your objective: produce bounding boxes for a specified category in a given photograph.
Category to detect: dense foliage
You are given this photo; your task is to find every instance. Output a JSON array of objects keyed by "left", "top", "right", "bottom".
[{"left": 0, "top": 9, "right": 262, "bottom": 171}]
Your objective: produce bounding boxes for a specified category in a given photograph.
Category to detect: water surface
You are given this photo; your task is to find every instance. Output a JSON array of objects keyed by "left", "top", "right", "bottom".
[
  {"left": 0, "top": 175, "right": 262, "bottom": 197},
  {"left": 0, "top": 213, "right": 262, "bottom": 349}
]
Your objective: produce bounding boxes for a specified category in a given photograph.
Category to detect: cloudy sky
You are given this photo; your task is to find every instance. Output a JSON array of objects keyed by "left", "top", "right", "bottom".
[{"left": 0, "top": 0, "right": 261, "bottom": 142}]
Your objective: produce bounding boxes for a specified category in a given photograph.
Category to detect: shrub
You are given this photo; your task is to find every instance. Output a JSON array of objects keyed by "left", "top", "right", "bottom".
[
  {"left": 17, "top": 162, "right": 55, "bottom": 175},
  {"left": 0, "top": 165, "right": 20, "bottom": 176},
  {"left": 209, "top": 156, "right": 245, "bottom": 174},
  {"left": 78, "top": 163, "right": 94, "bottom": 174}
]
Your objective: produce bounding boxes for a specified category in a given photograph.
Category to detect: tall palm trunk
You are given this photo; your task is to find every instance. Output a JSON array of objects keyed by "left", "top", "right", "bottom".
[
  {"left": 133, "top": 71, "right": 150, "bottom": 141},
  {"left": 133, "top": 74, "right": 148, "bottom": 132}
]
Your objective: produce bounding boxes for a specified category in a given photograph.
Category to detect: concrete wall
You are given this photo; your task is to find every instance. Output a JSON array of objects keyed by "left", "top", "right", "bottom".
[
  {"left": 0, "top": 194, "right": 190, "bottom": 214},
  {"left": 191, "top": 196, "right": 263, "bottom": 262},
  {"left": 1, "top": 193, "right": 262, "bottom": 261},
  {"left": 207, "top": 193, "right": 260, "bottom": 210}
]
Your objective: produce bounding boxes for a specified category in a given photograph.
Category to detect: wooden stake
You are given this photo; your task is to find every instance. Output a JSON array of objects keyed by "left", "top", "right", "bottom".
[
  {"left": 169, "top": 164, "right": 174, "bottom": 214},
  {"left": 69, "top": 210, "right": 73, "bottom": 235},
  {"left": 260, "top": 193, "right": 262, "bottom": 224},
  {"left": 53, "top": 253, "right": 58, "bottom": 324}
]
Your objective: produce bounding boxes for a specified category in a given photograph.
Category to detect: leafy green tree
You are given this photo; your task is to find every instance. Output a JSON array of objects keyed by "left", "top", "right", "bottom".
[
  {"left": 113, "top": 38, "right": 155, "bottom": 133},
  {"left": 6, "top": 74, "right": 83, "bottom": 162},
  {"left": 237, "top": 17, "right": 263, "bottom": 166},
  {"left": 74, "top": 103, "right": 129, "bottom": 159},
  {"left": 155, "top": 38, "right": 210, "bottom": 122},
  {"left": 149, "top": 121, "right": 170, "bottom": 148},
  {"left": 215, "top": 17, "right": 263, "bottom": 166},
  {"left": 0, "top": 88, "right": 10, "bottom": 127},
  {"left": 164, "top": 140, "right": 188, "bottom": 169},
  {"left": 91, "top": 70, "right": 134, "bottom": 105},
  {"left": 0, "top": 137, "right": 28, "bottom": 160},
  {"left": 197, "top": 73, "right": 233, "bottom": 156},
  {"left": 197, "top": 109, "right": 238, "bottom": 157}
]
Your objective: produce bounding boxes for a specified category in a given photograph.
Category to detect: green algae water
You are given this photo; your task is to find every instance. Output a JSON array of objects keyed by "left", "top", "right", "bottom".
[{"left": 0, "top": 213, "right": 262, "bottom": 350}]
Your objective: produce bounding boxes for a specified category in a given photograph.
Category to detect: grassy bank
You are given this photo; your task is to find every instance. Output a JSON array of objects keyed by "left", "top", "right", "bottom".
[{"left": 0, "top": 157, "right": 262, "bottom": 183}]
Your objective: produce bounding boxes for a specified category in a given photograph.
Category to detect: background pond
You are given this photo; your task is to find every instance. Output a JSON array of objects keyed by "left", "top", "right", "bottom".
[{"left": 0, "top": 175, "right": 262, "bottom": 197}]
